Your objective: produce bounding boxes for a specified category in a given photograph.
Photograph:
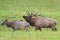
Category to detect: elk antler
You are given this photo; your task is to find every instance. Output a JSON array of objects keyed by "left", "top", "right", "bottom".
[
  {"left": 26, "top": 10, "right": 30, "bottom": 16},
  {"left": 38, "top": 13, "right": 45, "bottom": 18},
  {"left": 33, "top": 12, "right": 39, "bottom": 16},
  {"left": 30, "top": 11, "right": 35, "bottom": 16}
]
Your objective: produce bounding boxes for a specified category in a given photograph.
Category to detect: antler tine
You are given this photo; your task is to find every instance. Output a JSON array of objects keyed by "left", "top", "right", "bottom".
[
  {"left": 33, "top": 11, "right": 39, "bottom": 16},
  {"left": 26, "top": 9, "right": 31, "bottom": 15},
  {"left": 38, "top": 13, "right": 41, "bottom": 16},
  {"left": 31, "top": 11, "right": 35, "bottom": 16},
  {"left": 39, "top": 13, "right": 45, "bottom": 18}
]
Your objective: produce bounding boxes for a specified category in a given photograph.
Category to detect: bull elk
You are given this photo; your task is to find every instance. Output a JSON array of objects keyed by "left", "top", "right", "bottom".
[{"left": 23, "top": 11, "right": 57, "bottom": 31}]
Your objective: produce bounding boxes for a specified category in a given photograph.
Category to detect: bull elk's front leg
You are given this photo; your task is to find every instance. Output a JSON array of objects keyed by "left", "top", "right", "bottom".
[
  {"left": 39, "top": 27, "right": 41, "bottom": 31},
  {"left": 35, "top": 27, "right": 41, "bottom": 31}
]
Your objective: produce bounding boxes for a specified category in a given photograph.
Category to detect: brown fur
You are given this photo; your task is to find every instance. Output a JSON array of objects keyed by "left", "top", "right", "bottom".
[
  {"left": 23, "top": 15, "right": 57, "bottom": 31},
  {"left": 1, "top": 19, "right": 30, "bottom": 31}
]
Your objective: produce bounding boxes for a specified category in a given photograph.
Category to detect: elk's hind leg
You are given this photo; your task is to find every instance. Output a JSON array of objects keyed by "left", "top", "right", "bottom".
[
  {"left": 51, "top": 26, "right": 57, "bottom": 31},
  {"left": 55, "top": 28, "right": 57, "bottom": 31}
]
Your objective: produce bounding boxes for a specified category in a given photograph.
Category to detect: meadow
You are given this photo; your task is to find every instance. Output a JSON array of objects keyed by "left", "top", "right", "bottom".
[{"left": 0, "top": 0, "right": 60, "bottom": 40}]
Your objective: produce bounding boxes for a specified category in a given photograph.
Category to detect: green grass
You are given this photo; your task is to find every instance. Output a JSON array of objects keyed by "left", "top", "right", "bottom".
[{"left": 0, "top": 0, "right": 60, "bottom": 40}]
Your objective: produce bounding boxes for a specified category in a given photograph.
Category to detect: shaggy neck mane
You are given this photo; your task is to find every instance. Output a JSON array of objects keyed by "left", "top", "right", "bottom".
[{"left": 23, "top": 16, "right": 33, "bottom": 26}]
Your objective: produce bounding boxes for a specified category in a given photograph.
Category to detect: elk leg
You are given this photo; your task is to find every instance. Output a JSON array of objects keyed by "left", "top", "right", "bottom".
[
  {"left": 51, "top": 27, "right": 55, "bottom": 31},
  {"left": 39, "top": 28, "right": 41, "bottom": 31},
  {"left": 24, "top": 27, "right": 29, "bottom": 31},
  {"left": 35, "top": 27, "right": 39, "bottom": 31},
  {"left": 13, "top": 29, "right": 16, "bottom": 32},
  {"left": 50, "top": 25, "right": 57, "bottom": 31},
  {"left": 55, "top": 28, "right": 57, "bottom": 31},
  {"left": 12, "top": 27, "right": 17, "bottom": 32},
  {"left": 51, "top": 28, "right": 55, "bottom": 31}
]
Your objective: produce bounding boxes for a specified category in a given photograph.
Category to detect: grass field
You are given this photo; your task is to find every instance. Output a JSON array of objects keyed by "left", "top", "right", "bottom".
[{"left": 0, "top": 0, "right": 60, "bottom": 40}]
